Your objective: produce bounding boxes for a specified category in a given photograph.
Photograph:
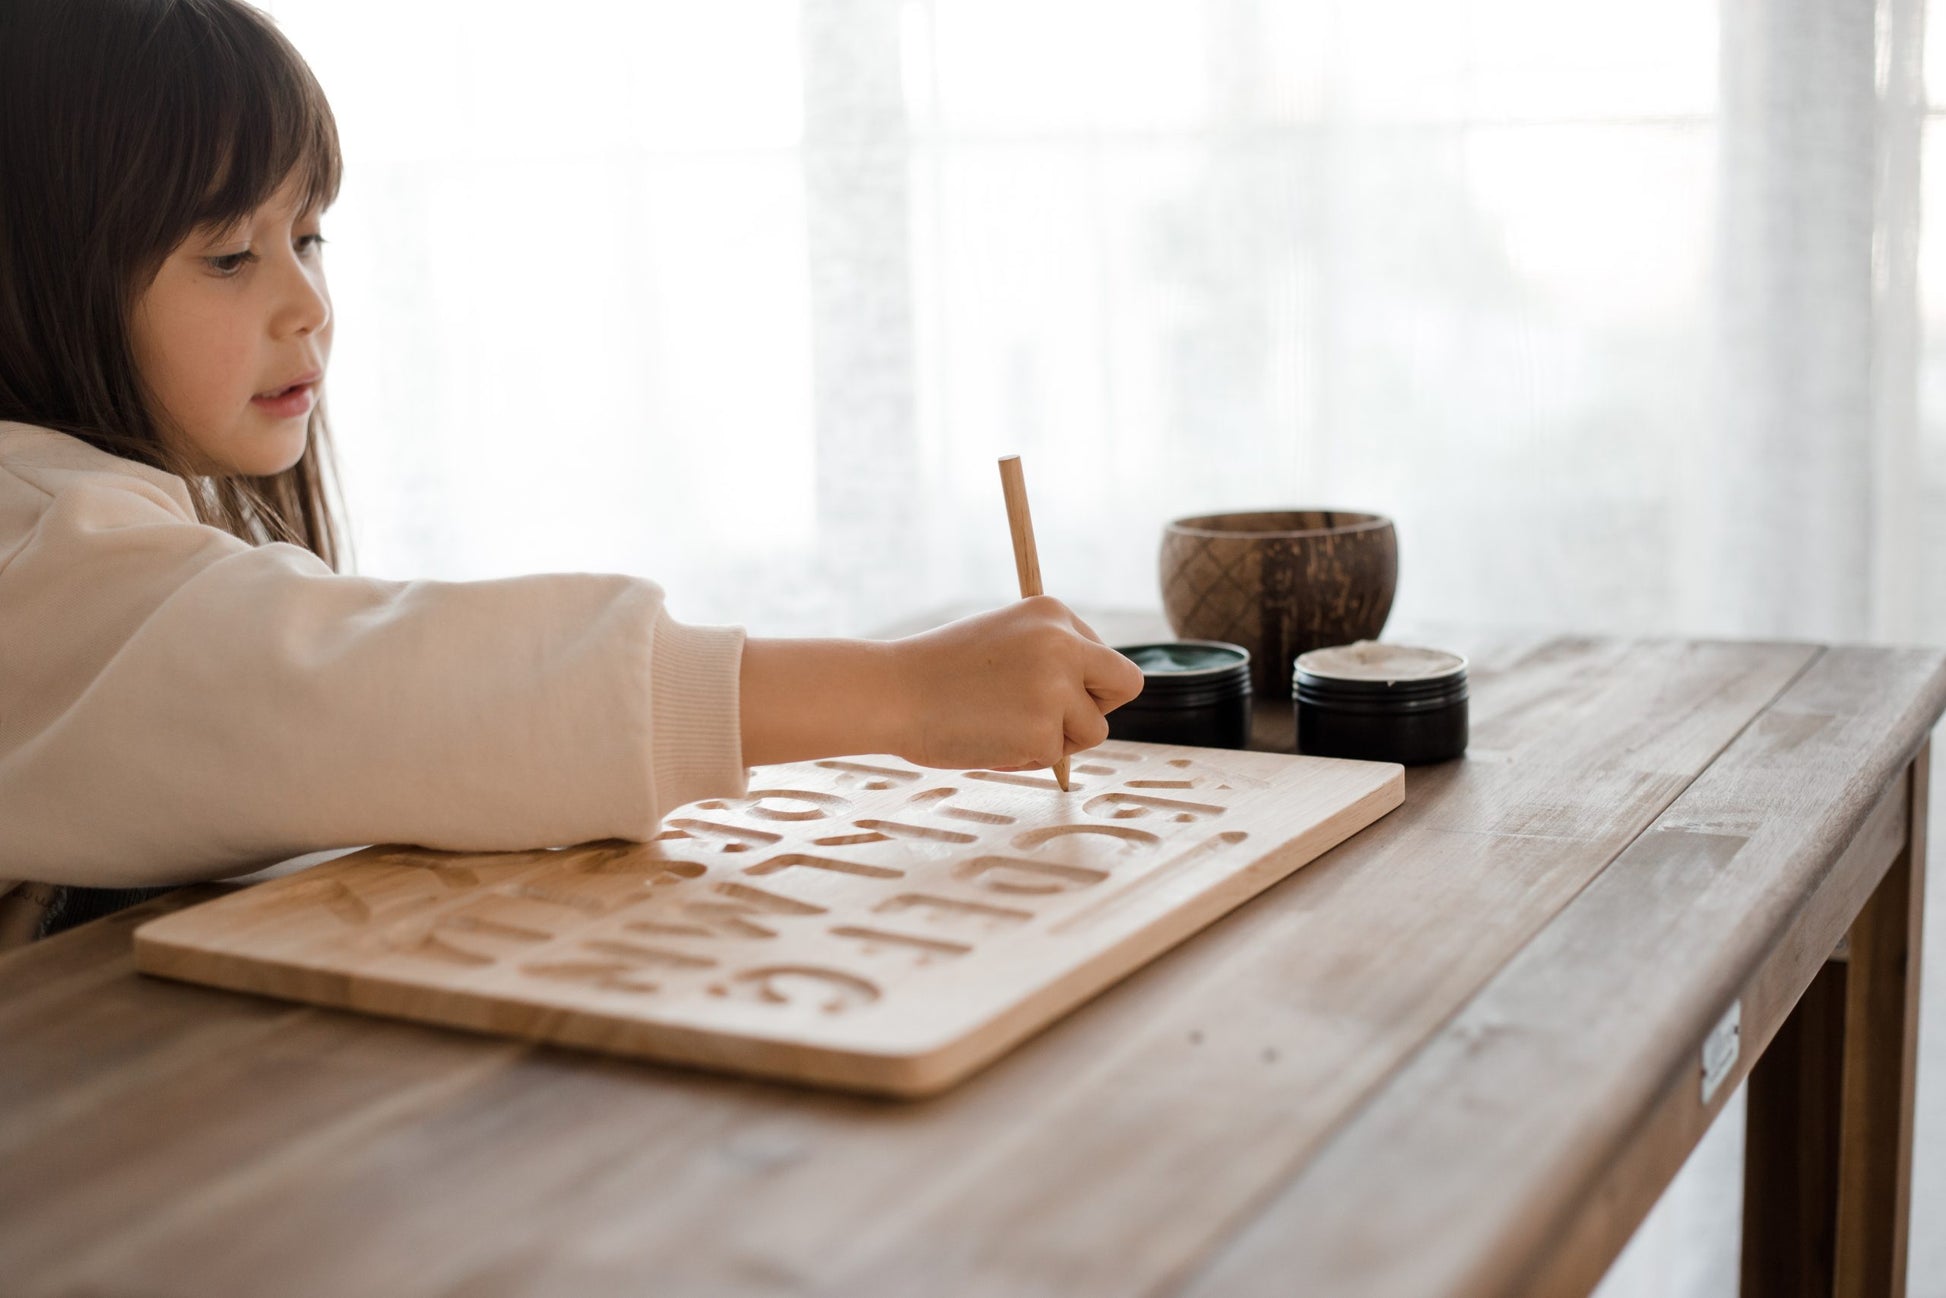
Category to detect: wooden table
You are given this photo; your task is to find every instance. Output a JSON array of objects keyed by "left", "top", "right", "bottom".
[{"left": 2, "top": 617, "right": 1939, "bottom": 1298}]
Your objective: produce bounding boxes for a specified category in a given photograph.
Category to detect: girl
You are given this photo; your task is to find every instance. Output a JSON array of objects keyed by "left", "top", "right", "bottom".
[{"left": 0, "top": 0, "right": 1143, "bottom": 946}]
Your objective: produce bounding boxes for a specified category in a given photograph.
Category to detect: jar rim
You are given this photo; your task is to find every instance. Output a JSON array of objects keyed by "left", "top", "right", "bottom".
[
  {"left": 1294, "top": 640, "right": 1468, "bottom": 686},
  {"left": 1116, "top": 640, "right": 1253, "bottom": 681}
]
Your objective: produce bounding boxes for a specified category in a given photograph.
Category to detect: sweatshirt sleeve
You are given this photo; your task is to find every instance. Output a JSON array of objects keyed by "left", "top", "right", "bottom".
[{"left": 0, "top": 455, "right": 749, "bottom": 888}]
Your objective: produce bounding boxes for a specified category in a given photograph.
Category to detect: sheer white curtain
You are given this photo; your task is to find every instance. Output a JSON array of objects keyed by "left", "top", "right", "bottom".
[{"left": 267, "top": 1, "right": 1942, "bottom": 1293}]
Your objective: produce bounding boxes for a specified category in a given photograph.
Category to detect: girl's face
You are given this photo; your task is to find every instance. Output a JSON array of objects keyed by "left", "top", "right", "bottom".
[{"left": 131, "top": 171, "right": 333, "bottom": 478}]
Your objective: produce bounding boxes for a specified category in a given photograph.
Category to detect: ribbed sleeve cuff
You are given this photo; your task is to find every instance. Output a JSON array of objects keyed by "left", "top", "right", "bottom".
[{"left": 648, "top": 612, "right": 748, "bottom": 818}]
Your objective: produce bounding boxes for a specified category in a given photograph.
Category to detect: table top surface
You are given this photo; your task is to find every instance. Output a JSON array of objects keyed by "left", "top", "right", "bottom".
[{"left": 4, "top": 615, "right": 1943, "bottom": 1298}]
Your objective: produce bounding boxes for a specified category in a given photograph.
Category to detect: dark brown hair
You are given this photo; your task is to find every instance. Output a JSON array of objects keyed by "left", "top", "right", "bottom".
[{"left": 0, "top": 0, "right": 349, "bottom": 570}]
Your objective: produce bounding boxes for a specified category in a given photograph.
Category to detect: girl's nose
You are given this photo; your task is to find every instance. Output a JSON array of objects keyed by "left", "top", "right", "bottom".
[{"left": 273, "top": 252, "right": 331, "bottom": 339}]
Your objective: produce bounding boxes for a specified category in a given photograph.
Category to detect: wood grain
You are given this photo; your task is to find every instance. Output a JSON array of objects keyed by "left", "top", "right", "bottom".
[
  {"left": 1509, "top": 764, "right": 1916, "bottom": 1298},
  {"left": 1178, "top": 648, "right": 1946, "bottom": 1298},
  {"left": 129, "top": 743, "right": 1402, "bottom": 1097}
]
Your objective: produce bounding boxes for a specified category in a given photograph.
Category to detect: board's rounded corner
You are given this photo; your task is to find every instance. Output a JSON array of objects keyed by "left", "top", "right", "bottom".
[
  {"left": 837, "top": 1033, "right": 990, "bottom": 1100},
  {"left": 128, "top": 912, "right": 182, "bottom": 950},
  {"left": 128, "top": 928, "right": 191, "bottom": 981},
  {"left": 869, "top": 1055, "right": 979, "bottom": 1101}
]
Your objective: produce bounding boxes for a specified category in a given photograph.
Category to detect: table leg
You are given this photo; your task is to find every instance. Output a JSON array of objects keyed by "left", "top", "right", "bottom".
[
  {"left": 1739, "top": 741, "right": 1928, "bottom": 1298},
  {"left": 1835, "top": 739, "right": 1927, "bottom": 1298},
  {"left": 1742, "top": 957, "right": 1846, "bottom": 1297}
]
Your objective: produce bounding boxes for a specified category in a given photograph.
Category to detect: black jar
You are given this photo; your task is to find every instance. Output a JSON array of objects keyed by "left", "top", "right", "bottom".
[
  {"left": 1107, "top": 641, "right": 1253, "bottom": 749},
  {"left": 1293, "top": 641, "right": 1468, "bottom": 765}
]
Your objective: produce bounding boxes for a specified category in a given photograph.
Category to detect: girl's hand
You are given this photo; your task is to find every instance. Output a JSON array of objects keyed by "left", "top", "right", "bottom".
[{"left": 888, "top": 597, "right": 1146, "bottom": 772}]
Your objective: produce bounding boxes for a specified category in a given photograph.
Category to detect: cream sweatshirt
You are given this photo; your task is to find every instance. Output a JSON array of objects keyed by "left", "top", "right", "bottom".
[{"left": 0, "top": 420, "right": 750, "bottom": 892}]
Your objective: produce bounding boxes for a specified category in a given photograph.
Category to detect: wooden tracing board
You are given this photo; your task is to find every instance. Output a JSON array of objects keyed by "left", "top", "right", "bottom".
[{"left": 133, "top": 742, "right": 1404, "bottom": 1097}]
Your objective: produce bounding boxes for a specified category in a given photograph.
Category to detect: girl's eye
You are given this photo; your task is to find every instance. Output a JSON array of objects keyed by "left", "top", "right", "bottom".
[{"left": 204, "top": 234, "right": 326, "bottom": 277}]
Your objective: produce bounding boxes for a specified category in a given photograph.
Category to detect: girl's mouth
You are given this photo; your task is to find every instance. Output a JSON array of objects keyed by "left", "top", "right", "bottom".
[{"left": 251, "top": 380, "right": 316, "bottom": 419}]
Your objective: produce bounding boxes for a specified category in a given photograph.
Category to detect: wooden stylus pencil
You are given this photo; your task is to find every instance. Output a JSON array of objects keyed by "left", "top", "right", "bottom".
[{"left": 997, "top": 454, "right": 1071, "bottom": 792}]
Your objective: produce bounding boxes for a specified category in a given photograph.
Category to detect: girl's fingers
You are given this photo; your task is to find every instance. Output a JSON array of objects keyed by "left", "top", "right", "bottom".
[
  {"left": 1084, "top": 644, "right": 1145, "bottom": 709},
  {"left": 1062, "top": 691, "right": 1111, "bottom": 758}
]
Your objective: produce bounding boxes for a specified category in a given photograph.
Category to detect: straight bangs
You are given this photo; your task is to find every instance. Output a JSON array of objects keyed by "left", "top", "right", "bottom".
[{"left": 144, "top": 0, "right": 343, "bottom": 274}]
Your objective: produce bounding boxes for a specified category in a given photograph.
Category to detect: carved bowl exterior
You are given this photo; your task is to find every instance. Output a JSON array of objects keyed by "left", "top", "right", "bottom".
[{"left": 1160, "top": 510, "right": 1398, "bottom": 700}]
